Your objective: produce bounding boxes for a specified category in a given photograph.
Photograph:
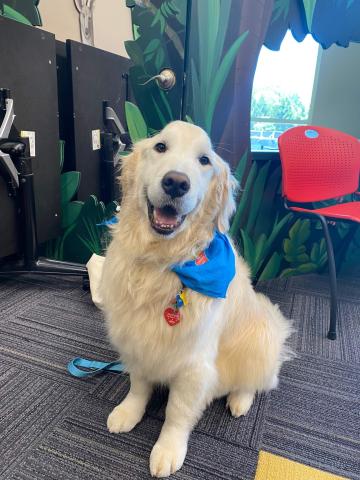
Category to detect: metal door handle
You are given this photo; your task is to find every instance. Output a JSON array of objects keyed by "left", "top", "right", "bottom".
[{"left": 140, "top": 68, "right": 176, "bottom": 90}]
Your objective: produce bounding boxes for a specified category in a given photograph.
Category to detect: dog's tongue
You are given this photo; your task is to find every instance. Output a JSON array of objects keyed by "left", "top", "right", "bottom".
[{"left": 154, "top": 207, "right": 179, "bottom": 227}]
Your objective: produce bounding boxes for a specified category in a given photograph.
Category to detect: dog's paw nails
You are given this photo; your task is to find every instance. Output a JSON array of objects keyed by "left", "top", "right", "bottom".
[
  {"left": 227, "top": 392, "right": 254, "bottom": 418},
  {"left": 150, "top": 442, "right": 186, "bottom": 478},
  {"left": 107, "top": 404, "right": 141, "bottom": 433}
]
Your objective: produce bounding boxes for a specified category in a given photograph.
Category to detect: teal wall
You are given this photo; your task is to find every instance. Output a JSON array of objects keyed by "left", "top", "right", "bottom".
[{"left": 311, "top": 42, "right": 360, "bottom": 138}]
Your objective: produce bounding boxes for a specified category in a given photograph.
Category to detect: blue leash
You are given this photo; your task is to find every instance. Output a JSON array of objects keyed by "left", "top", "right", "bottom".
[{"left": 67, "top": 357, "right": 125, "bottom": 378}]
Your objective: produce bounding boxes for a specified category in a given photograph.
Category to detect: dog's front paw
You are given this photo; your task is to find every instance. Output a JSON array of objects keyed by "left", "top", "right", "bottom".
[
  {"left": 107, "top": 403, "right": 142, "bottom": 434},
  {"left": 227, "top": 391, "right": 254, "bottom": 418},
  {"left": 150, "top": 441, "right": 187, "bottom": 478}
]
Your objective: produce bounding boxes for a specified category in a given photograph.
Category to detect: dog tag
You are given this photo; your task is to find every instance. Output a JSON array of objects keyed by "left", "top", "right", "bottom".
[{"left": 164, "top": 307, "right": 180, "bottom": 326}]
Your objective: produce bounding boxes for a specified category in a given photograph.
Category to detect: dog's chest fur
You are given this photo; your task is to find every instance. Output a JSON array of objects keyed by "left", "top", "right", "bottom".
[{"left": 101, "top": 243, "right": 223, "bottom": 383}]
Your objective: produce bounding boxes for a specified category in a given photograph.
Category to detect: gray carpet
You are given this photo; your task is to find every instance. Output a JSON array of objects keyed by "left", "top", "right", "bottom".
[{"left": 0, "top": 272, "right": 359, "bottom": 479}]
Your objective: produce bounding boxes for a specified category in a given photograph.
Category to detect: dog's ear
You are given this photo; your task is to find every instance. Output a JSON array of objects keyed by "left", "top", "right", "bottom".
[
  {"left": 214, "top": 155, "right": 238, "bottom": 233},
  {"left": 119, "top": 138, "right": 150, "bottom": 200},
  {"left": 119, "top": 151, "right": 136, "bottom": 201}
]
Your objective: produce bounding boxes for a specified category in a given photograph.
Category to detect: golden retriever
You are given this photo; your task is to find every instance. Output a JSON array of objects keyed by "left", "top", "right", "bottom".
[{"left": 100, "top": 121, "right": 292, "bottom": 478}]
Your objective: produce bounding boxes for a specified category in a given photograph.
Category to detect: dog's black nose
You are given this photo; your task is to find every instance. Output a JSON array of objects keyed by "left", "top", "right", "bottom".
[{"left": 161, "top": 171, "right": 190, "bottom": 198}]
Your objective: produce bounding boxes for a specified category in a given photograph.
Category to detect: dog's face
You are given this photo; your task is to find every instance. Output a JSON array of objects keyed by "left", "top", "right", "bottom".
[{"left": 122, "top": 121, "right": 236, "bottom": 238}]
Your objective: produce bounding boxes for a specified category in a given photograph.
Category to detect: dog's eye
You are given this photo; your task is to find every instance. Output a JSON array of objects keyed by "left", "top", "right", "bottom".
[
  {"left": 154, "top": 142, "right": 167, "bottom": 153},
  {"left": 199, "top": 155, "right": 211, "bottom": 166}
]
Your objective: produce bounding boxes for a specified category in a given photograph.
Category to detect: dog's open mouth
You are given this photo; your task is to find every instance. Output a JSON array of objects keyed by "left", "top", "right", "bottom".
[{"left": 147, "top": 200, "right": 186, "bottom": 235}]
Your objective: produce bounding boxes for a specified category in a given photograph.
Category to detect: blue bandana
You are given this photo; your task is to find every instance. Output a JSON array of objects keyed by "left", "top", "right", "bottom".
[{"left": 171, "top": 231, "right": 236, "bottom": 299}]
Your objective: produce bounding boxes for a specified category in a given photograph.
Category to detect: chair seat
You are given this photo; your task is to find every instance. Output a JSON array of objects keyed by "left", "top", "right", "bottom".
[{"left": 290, "top": 201, "right": 360, "bottom": 223}]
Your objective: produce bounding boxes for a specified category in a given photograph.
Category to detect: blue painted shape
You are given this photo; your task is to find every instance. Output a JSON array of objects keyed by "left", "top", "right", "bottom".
[{"left": 305, "top": 129, "right": 319, "bottom": 139}]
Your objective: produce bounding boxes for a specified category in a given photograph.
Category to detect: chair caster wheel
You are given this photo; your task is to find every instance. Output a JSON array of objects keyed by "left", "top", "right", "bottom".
[
  {"left": 327, "top": 331, "right": 336, "bottom": 340},
  {"left": 82, "top": 276, "right": 90, "bottom": 291}
]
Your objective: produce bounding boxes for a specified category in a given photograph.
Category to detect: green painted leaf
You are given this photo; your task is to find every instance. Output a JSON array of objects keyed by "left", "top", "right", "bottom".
[
  {"left": 75, "top": 195, "right": 105, "bottom": 255},
  {"left": 267, "top": 213, "right": 292, "bottom": 248},
  {"left": 2, "top": 5, "right": 32, "bottom": 25},
  {"left": 150, "top": 10, "right": 162, "bottom": 28},
  {"left": 289, "top": 219, "right": 311, "bottom": 243},
  {"left": 240, "top": 229, "right": 256, "bottom": 275},
  {"left": 280, "top": 267, "right": 298, "bottom": 278},
  {"left": 152, "top": 94, "right": 168, "bottom": 126},
  {"left": 159, "top": 14, "right": 166, "bottom": 34},
  {"left": 254, "top": 233, "right": 267, "bottom": 271},
  {"left": 310, "top": 238, "right": 327, "bottom": 266},
  {"left": 297, "top": 263, "right": 318, "bottom": 273},
  {"left": 159, "top": 89, "right": 174, "bottom": 121},
  {"left": 160, "top": 2, "right": 171, "bottom": 17},
  {"left": 206, "top": 30, "right": 249, "bottom": 132},
  {"left": 303, "top": 0, "right": 317, "bottom": 31},
  {"left": 125, "top": 101, "right": 147, "bottom": 142},
  {"left": 188, "top": 0, "right": 232, "bottom": 129},
  {"left": 283, "top": 238, "right": 292, "bottom": 255},
  {"left": 155, "top": 48, "right": 165, "bottom": 70},
  {"left": 229, "top": 161, "right": 258, "bottom": 239},
  {"left": 61, "top": 201, "right": 83, "bottom": 229},
  {"left": 172, "top": 0, "right": 186, "bottom": 24},
  {"left": 203, "top": 0, "right": 221, "bottom": 83},
  {"left": 185, "top": 115, "right": 194, "bottom": 124},
  {"left": 310, "top": 242, "right": 319, "bottom": 263},
  {"left": 253, "top": 165, "right": 281, "bottom": 239},
  {"left": 144, "top": 38, "right": 161, "bottom": 56},
  {"left": 271, "top": 0, "right": 291, "bottom": 23},
  {"left": 246, "top": 161, "right": 271, "bottom": 235},
  {"left": 253, "top": 213, "right": 292, "bottom": 276},
  {"left": 211, "top": 0, "right": 232, "bottom": 77},
  {"left": 285, "top": 253, "right": 310, "bottom": 264},
  {"left": 259, "top": 252, "right": 282, "bottom": 281},
  {"left": 167, "top": 1, "right": 180, "bottom": 15},
  {"left": 280, "top": 263, "right": 318, "bottom": 278},
  {"left": 190, "top": 58, "right": 202, "bottom": 126},
  {"left": 124, "top": 40, "right": 144, "bottom": 66},
  {"left": 283, "top": 219, "right": 312, "bottom": 265},
  {"left": 61, "top": 171, "right": 81, "bottom": 204},
  {"left": 234, "top": 150, "right": 248, "bottom": 186},
  {"left": 283, "top": 238, "right": 302, "bottom": 257}
]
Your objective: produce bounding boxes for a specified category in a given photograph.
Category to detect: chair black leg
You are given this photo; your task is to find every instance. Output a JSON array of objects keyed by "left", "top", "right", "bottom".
[{"left": 318, "top": 215, "right": 338, "bottom": 340}]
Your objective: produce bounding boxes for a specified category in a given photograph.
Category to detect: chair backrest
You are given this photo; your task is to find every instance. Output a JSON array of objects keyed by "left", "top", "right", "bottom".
[{"left": 278, "top": 126, "right": 360, "bottom": 203}]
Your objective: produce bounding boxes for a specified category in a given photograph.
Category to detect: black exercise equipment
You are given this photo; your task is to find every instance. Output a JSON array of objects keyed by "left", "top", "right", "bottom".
[
  {"left": 57, "top": 40, "right": 131, "bottom": 202},
  {"left": 0, "top": 88, "right": 87, "bottom": 278},
  {"left": 101, "top": 100, "right": 131, "bottom": 203},
  {"left": 0, "top": 17, "right": 62, "bottom": 259}
]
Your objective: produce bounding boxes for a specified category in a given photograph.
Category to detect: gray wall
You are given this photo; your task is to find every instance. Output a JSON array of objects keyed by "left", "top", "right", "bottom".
[{"left": 310, "top": 42, "right": 360, "bottom": 138}]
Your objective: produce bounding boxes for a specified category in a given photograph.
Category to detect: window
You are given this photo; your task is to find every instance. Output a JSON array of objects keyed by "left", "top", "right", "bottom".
[{"left": 251, "top": 31, "right": 319, "bottom": 151}]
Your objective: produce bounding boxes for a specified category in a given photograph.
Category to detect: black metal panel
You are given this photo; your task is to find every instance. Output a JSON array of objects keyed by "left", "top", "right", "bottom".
[
  {"left": 56, "top": 40, "right": 74, "bottom": 173},
  {"left": 65, "top": 40, "right": 131, "bottom": 200},
  {"left": 0, "top": 16, "right": 61, "bottom": 258}
]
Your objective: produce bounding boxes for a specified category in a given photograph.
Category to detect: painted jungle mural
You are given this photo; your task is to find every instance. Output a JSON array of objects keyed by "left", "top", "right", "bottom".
[
  {"left": 43, "top": 141, "right": 119, "bottom": 264},
  {"left": 0, "top": 0, "right": 41, "bottom": 25},
  {"left": 122, "top": 0, "right": 360, "bottom": 280},
  {"left": 3, "top": 0, "right": 359, "bottom": 277}
]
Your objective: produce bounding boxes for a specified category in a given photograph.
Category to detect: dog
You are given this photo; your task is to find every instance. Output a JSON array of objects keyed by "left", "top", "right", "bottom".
[{"left": 100, "top": 121, "right": 292, "bottom": 478}]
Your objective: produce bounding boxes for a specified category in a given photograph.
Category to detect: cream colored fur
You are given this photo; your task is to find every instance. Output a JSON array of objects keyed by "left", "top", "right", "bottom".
[{"left": 100, "top": 121, "right": 292, "bottom": 478}]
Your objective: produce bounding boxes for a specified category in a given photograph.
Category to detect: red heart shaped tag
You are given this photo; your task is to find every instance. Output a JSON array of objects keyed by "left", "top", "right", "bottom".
[{"left": 164, "top": 307, "right": 180, "bottom": 326}]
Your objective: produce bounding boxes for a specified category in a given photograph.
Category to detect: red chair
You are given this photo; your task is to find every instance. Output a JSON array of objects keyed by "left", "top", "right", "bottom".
[{"left": 278, "top": 126, "right": 360, "bottom": 340}]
